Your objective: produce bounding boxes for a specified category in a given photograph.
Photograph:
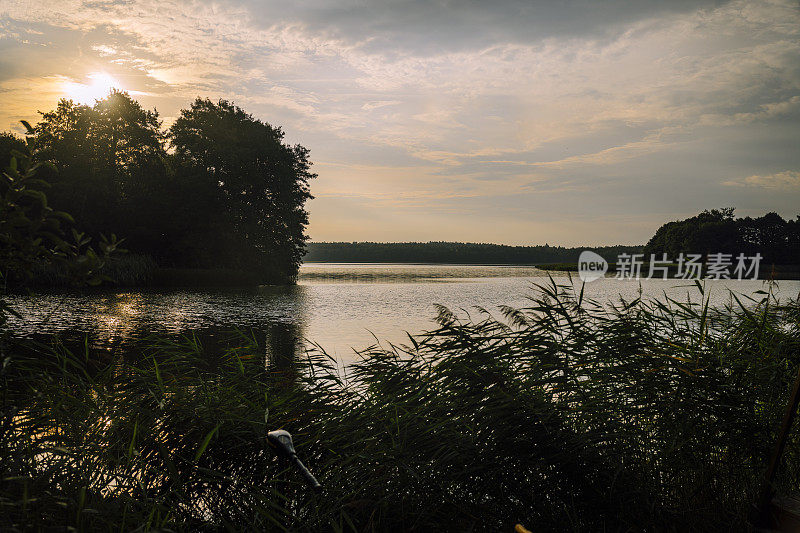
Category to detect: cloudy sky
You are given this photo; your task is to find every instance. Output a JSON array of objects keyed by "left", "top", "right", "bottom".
[{"left": 1, "top": 0, "right": 799, "bottom": 245}]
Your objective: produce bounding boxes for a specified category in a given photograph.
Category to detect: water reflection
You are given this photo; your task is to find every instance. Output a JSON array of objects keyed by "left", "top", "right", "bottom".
[
  {"left": 89, "top": 293, "right": 145, "bottom": 344},
  {"left": 263, "top": 321, "right": 305, "bottom": 372},
  {"left": 299, "top": 262, "right": 547, "bottom": 283},
  {"left": 8, "top": 286, "right": 310, "bottom": 364},
  {"left": 5, "top": 265, "right": 800, "bottom": 363}
]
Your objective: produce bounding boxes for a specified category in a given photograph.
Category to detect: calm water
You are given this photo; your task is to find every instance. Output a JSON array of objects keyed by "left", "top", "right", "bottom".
[{"left": 8, "top": 263, "right": 800, "bottom": 362}]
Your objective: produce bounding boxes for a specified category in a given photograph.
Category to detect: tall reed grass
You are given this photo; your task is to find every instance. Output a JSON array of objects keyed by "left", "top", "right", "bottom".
[
  {"left": 20, "top": 253, "right": 157, "bottom": 287},
  {"left": 1, "top": 279, "right": 798, "bottom": 531}
]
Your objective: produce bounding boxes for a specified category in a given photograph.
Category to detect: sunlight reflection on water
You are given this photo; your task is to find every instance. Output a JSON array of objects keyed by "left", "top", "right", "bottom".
[{"left": 7, "top": 263, "right": 800, "bottom": 362}]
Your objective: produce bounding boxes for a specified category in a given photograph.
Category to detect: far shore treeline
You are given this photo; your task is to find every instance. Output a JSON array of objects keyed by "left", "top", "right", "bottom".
[
  {"left": 304, "top": 242, "right": 644, "bottom": 265},
  {"left": 0, "top": 91, "right": 314, "bottom": 285},
  {"left": 307, "top": 209, "right": 799, "bottom": 271}
]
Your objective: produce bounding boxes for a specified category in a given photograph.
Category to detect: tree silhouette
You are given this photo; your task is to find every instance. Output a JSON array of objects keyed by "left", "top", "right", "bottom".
[
  {"left": 21, "top": 93, "right": 314, "bottom": 284},
  {"left": 169, "top": 98, "right": 314, "bottom": 280},
  {"left": 32, "top": 92, "right": 170, "bottom": 253},
  {"left": 644, "top": 208, "right": 799, "bottom": 265}
]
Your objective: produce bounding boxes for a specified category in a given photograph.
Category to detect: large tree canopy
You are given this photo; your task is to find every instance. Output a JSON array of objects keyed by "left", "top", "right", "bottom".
[
  {"left": 169, "top": 98, "right": 314, "bottom": 277},
  {"left": 25, "top": 92, "right": 314, "bottom": 283}
]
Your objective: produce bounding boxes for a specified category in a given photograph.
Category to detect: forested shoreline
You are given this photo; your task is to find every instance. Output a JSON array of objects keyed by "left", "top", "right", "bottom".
[
  {"left": 304, "top": 241, "right": 643, "bottom": 264},
  {"left": 307, "top": 209, "right": 799, "bottom": 272},
  {"left": 304, "top": 241, "right": 643, "bottom": 265}
]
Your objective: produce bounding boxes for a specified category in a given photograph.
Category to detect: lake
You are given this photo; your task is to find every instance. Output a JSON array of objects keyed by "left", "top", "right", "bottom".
[{"left": 8, "top": 263, "right": 800, "bottom": 362}]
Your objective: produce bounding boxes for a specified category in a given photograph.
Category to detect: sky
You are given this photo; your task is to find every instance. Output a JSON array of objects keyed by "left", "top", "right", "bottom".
[{"left": 1, "top": 0, "right": 799, "bottom": 246}]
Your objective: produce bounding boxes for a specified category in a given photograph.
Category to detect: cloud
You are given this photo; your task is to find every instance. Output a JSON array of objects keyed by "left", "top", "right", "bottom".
[
  {"left": 361, "top": 100, "right": 401, "bottom": 111},
  {"left": 234, "top": 0, "right": 729, "bottom": 55},
  {"left": 723, "top": 171, "right": 800, "bottom": 191}
]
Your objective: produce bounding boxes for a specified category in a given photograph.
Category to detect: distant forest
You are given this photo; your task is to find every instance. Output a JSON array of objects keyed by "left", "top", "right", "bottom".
[
  {"left": 1, "top": 91, "right": 314, "bottom": 284},
  {"left": 307, "top": 209, "right": 799, "bottom": 265},
  {"left": 304, "top": 242, "right": 643, "bottom": 264}
]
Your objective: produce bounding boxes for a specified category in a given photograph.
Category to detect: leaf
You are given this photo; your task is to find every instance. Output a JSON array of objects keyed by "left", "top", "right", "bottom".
[
  {"left": 24, "top": 179, "right": 51, "bottom": 189},
  {"left": 193, "top": 424, "right": 220, "bottom": 462},
  {"left": 53, "top": 211, "right": 75, "bottom": 224},
  {"left": 127, "top": 417, "right": 139, "bottom": 459},
  {"left": 21, "top": 189, "right": 48, "bottom": 207}
]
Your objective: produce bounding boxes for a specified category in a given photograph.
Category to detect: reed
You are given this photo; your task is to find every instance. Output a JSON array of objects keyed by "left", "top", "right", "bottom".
[
  {"left": 1, "top": 279, "right": 798, "bottom": 531},
  {"left": 20, "top": 253, "right": 158, "bottom": 287}
]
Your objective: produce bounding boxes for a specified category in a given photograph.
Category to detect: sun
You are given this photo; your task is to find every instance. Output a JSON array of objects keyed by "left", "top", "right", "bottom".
[{"left": 63, "top": 72, "right": 122, "bottom": 105}]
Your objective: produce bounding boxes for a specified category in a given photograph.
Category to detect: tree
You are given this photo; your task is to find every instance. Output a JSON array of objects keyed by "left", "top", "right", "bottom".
[
  {"left": 31, "top": 92, "right": 171, "bottom": 256},
  {"left": 644, "top": 208, "right": 799, "bottom": 265},
  {"left": 0, "top": 133, "right": 25, "bottom": 169},
  {"left": 13, "top": 94, "right": 313, "bottom": 284},
  {"left": 169, "top": 98, "right": 314, "bottom": 280},
  {"left": 0, "top": 124, "right": 120, "bottom": 324}
]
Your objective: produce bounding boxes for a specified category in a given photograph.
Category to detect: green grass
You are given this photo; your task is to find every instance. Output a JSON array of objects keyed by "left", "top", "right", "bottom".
[{"left": 1, "top": 279, "right": 799, "bottom": 531}]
